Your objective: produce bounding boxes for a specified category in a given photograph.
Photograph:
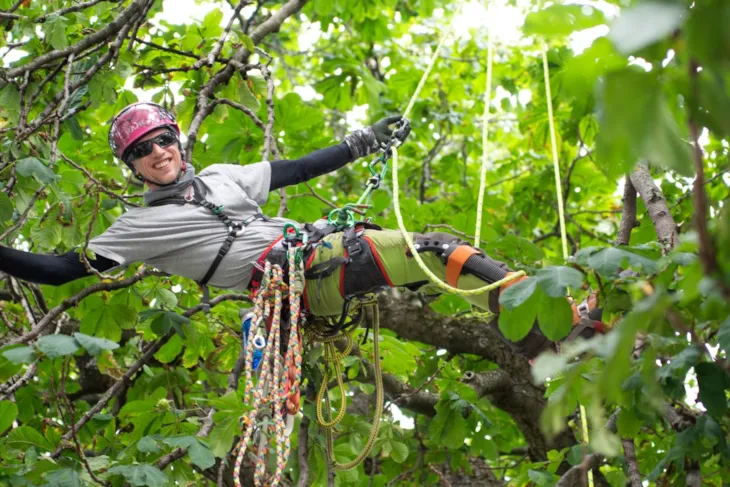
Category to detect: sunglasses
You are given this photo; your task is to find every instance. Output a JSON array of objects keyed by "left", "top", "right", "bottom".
[{"left": 124, "top": 131, "right": 178, "bottom": 162}]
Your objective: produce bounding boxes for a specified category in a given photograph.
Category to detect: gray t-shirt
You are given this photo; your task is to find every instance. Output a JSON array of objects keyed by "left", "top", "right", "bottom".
[{"left": 88, "top": 162, "right": 293, "bottom": 291}]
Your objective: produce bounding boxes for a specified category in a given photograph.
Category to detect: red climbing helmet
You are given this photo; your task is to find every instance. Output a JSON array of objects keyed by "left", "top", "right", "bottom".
[{"left": 108, "top": 102, "right": 180, "bottom": 161}]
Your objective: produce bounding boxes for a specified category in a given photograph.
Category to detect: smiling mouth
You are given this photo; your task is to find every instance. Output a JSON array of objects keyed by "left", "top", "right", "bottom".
[{"left": 153, "top": 159, "right": 172, "bottom": 170}]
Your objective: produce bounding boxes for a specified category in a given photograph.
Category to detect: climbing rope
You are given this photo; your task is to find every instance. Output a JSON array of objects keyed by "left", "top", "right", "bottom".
[
  {"left": 474, "top": 1, "right": 495, "bottom": 246},
  {"left": 308, "top": 299, "right": 383, "bottom": 470},
  {"left": 541, "top": 42, "right": 593, "bottom": 487},
  {"left": 390, "top": 2, "right": 525, "bottom": 296},
  {"left": 232, "top": 248, "right": 304, "bottom": 487}
]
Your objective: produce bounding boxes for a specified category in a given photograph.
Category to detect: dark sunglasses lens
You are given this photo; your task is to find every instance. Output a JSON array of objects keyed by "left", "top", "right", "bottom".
[
  {"left": 156, "top": 132, "right": 177, "bottom": 147},
  {"left": 127, "top": 132, "right": 177, "bottom": 161},
  {"left": 129, "top": 141, "right": 153, "bottom": 160}
]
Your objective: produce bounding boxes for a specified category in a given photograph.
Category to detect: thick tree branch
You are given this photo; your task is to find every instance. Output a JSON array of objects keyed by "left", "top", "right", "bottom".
[{"left": 629, "top": 161, "right": 679, "bottom": 251}]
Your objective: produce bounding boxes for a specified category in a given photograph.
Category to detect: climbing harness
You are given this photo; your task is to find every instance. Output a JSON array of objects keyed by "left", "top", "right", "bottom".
[{"left": 149, "top": 177, "right": 269, "bottom": 310}]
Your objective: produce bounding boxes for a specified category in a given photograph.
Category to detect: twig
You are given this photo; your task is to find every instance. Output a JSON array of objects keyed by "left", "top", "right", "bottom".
[
  {"left": 185, "top": 0, "right": 308, "bottom": 163},
  {"left": 688, "top": 59, "right": 726, "bottom": 297},
  {"left": 3, "top": 0, "right": 149, "bottom": 79},
  {"left": 213, "top": 97, "right": 266, "bottom": 132},
  {"left": 204, "top": 0, "right": 250, "bottom": 67},
  {"left": 0, "top": 185, "right": 47, "bottom": 241},
  {"left": 616, "top": 176, "right": 638, "bottom": 246},
  {"left": 36, "top": 0, "right": 122, "bottom": 23},
  {"left": 60, "top": 153, "right": 142, "bottom": 206},
  {"left": 384, "top": 363, "right": 444, "bottom": 412},
  {"left": 0, "top": 361, "right": 38, "bottom": 401},
  {"left": 57, "top": 359, "right": 110, "bottom": 486},
  {"left": 622, "top": 438, "right": 642, "bottom": 487},
  {"left": 2, "top": 267, "right": 156, "bottom": 348},
  {"left": 288, "top": 183, "right": 338, "bottom": 209},
  {"left": 429, "top": 465, "right": 453, "bottom": 487}
]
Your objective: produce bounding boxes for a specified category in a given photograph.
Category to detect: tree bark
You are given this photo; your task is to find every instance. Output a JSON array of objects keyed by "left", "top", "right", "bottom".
[
  {"left": 616, "top": 176, "right": 638, "bottom": 246},
  {"left": 376, "top": 291, "right": 577, "bottom": 460},
  {"left": 629, "top": 161, "right": 679, "bottom": 251}
]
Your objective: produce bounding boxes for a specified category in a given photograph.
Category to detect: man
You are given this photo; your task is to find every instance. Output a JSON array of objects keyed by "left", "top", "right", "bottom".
[{"left": 0, "top": 102, "right": 599, "bottom": 358}]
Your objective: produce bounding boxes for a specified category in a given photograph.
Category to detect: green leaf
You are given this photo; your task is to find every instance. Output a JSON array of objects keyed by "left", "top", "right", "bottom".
[
  {"left": 695, "top": 363, "right": 729, "bottom": 419},
  {"left": 2, "top": 346, "right": 36, "bottom": 364},
  {"left": 0, "top": 400, "right": 18, "bottom": 432},
  {"left": 567, "top": 445, "right": 583, "bottom": 466},
  {"left": 137, "top": 436, "right": 161, "bottom": 454},
  {"left": 240, "top": 34, "right": 255, "bottom": 53},
  {"left": 5, "top": 426, "right": 52, "bottom": 451},
  {"left": 498, "top": 292, "right": 539, "bottom": 342},
  {"left": 73, "top": 333, "right": 119, "bottom": 356},
  {"left": 498, "top": 278, "right": 536, "bottom": 310},
  {"left": 686, "top": 0, "right": 730, "bottom": 68},
  {"left": 44, "top": 15, "right": 69, "bottom": 50},
  {"left": 617, "top": 408, "right": 643, "bottom": 438},
  {"left": 596, "top": 70, "right": 693, "bottom": 180},
  {"left": 37, "top": 334, "right": 79, "bottom": 359},
  {"left": 107, "top": 464, "right": 168, "bottom": 487},
  {"left": 523, "top": 4, "right": 606, "bottom": 38},
  {"left": 42, "top": 468, "right": 82, "bottom": 487},
  {"left": 188, "top": 441, "right": 216, "bottom": 470},
  {"left": 30, "top": 223, "right": 63, "bottom": 251},
  {"left": 141, "top": 309, "right": 190, "bottom": 337},
  {"left": 0, "top": 84, "right": 21, "bottom": 121},
  {"left": 531, "top": 352, "right": 570, "bottom": 384},
  {"left": 390, "top": 441, "right": 409, "bottom": 464},
  {"left": 528, "top": 469, "right": 559, "bottom": 486},
  {"left": 718, "top": 317, "right": 730, "bottom": 355},
  {"left": 537, "top": 292, "right": 574, "bottom": 341},
  {"left": 0, "top": 192, "right": 13, "bottom": 221},
  {"left": 535, "top": 267, "right": 585, "bottom": 298},
  {"left": 608, "top": 2, "right": 686, "bottom": 54},
  {"left": 428, "top": 397, "right": 468, "bottom": 449},
  {"left": 585, "top": 247, "right": 657, "bottom": 276},
  {"left": 154, "top": 334, "right": 183, "bottom": 364},
  {"left": 16, "top": 157, "right": 58, "bottom": 184}
]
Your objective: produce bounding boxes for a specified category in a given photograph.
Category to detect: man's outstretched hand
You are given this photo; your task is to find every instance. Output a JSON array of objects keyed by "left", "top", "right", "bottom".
[
  {"left": 371, "top": 115, "right": 410, "bottom": 148},
  {"left": 344, "top": 114, "right": 411, "bottom": 159}
]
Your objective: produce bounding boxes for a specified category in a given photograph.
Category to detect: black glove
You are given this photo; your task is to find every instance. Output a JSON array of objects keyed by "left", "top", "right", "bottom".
[{"left": 343, "top": 115, "right": 409, "bottom": 159}]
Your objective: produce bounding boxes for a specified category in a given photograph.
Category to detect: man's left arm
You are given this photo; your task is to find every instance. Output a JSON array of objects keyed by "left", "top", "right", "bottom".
[{"left": 268, "top": 115, "right": 405, "bottom": 191}]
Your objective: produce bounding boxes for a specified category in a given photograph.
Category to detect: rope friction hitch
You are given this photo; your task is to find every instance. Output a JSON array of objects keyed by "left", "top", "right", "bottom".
[{"left": 327, "top": 117, "right": 411, "bottom": 230}]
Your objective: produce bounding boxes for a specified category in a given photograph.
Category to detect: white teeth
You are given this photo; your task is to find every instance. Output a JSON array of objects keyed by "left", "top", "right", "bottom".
[{"left": 153, "top": 159, "right": 171, "bottom": 170}]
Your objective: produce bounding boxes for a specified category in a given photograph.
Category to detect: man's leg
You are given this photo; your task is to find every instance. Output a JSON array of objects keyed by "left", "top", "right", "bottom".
[{"left": 303, "top": 228, "right": 596, "bottom": 359}]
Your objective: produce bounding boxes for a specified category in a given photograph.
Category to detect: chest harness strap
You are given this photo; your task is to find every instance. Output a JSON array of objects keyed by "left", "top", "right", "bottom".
[{"left": 149, "top": 177, "right": 268, "bottom": 310}]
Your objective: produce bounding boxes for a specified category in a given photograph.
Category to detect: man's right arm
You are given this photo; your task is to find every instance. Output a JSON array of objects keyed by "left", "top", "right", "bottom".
[{"left": 0, "top": 246, "right": 118, "bottom": 286}]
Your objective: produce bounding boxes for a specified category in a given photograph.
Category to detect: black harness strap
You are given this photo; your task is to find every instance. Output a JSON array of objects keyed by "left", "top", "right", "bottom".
[{"left": 150, "top": 177, "right": 268, "bottom": 310}]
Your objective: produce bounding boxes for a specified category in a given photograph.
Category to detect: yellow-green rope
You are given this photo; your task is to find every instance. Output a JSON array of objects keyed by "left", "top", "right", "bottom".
[
  {"left": 474, "top": 2, "right": 495, "bottom": 246},
  {"left": 542, "top": 42, "right": 593, "bottom": 487}
]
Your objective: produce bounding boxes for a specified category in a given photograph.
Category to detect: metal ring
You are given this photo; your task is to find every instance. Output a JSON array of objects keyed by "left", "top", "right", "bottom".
[{"left": 253, "top": 335, "right": 266, "bottom": 349}]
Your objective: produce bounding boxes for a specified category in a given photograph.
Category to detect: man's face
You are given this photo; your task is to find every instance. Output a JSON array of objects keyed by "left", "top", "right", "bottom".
[{"left": 129, "top": 128, "right": 183, "bottom": 186}]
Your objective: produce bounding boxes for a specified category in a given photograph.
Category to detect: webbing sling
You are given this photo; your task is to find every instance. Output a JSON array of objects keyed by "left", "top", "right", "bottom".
[{"left": 149, "top": 178, "right": 268, "bottom": 310}]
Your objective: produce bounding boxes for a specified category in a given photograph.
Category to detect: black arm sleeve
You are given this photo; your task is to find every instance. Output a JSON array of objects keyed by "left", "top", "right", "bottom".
[
  {"left": 269, "top": 142, "right": 354, "bottom": 191},
  {"left": 0, "top": 246, "right": 118, "bottom": 286}
]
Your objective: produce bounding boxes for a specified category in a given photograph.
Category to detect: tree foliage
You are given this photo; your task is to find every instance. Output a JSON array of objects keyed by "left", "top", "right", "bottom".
[{"left": 0, "top": 0, "right": 729, "bottom": 486}]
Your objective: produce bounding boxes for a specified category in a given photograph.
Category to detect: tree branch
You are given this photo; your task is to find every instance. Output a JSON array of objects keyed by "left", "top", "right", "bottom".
[
  {"left": 616, "top": 176, "right": 638, "bottom": 246},
  {"left": 2, "top": 0, "right": 149, "bottom": 79},
  {"left": 629, "top": 161, "right": 679, "bottom": 251}
]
